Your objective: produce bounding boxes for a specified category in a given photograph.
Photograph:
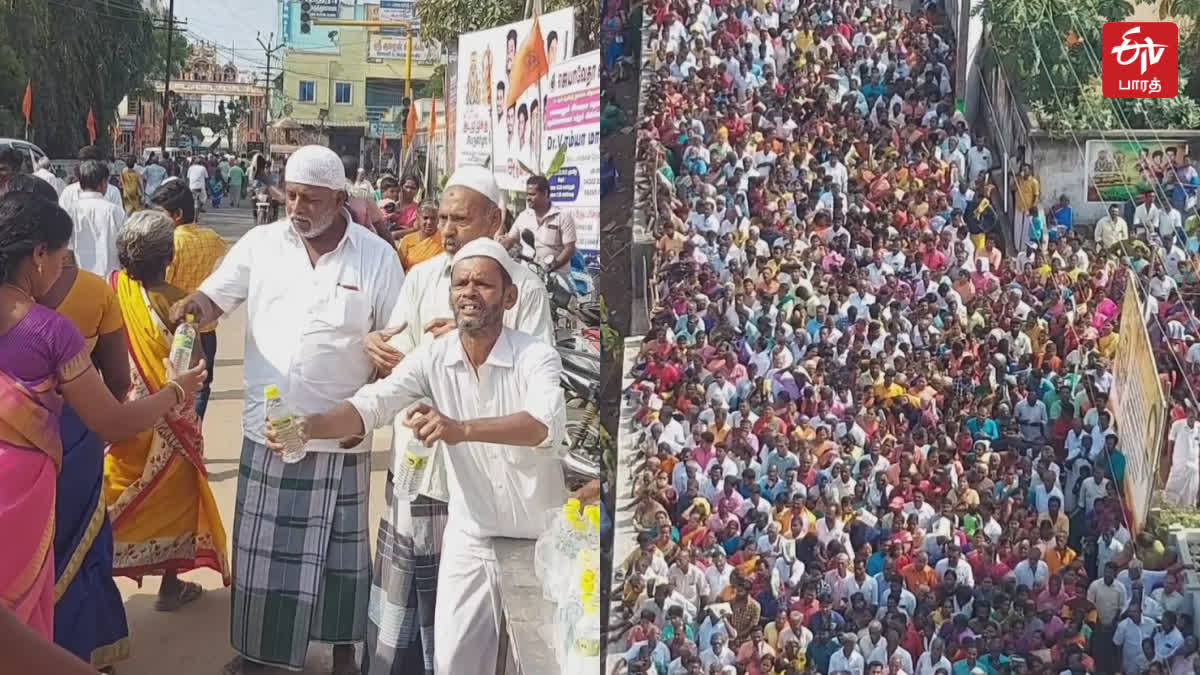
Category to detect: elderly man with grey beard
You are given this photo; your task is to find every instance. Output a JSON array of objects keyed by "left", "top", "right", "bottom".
[
  {"left": 172, "top": 144, "right": 406, "bottom": 675},
  {"left": 270, "top": 237, "right": 568, "bottom": 675}
]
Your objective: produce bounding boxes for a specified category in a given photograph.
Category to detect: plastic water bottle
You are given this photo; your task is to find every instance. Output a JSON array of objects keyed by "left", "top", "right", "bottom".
[
  {"left": 168, "top": 314, "right": 198, "bottom": 375},
  {"left": 564, "top": 569, "right": 601, "bottom": 674},
  {"left": 264, "top": 385, "right": 306, "bottom": 464},
  {"left": 394, "top": 438, "right": 433, "bottom": 497}
]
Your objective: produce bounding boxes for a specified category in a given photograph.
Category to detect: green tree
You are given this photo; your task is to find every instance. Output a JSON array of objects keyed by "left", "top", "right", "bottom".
[
  {"left": 423, "top": 64, "right": 446, "bottom": 99},
  {"left": 983, "top": 0, "right": 1200, "bottom": 130},
  {"left": 202, "top": 97, "right": 250, "bottom": 151},
  {"left": 417, "top": 0, "right": 600, "bottom": 53},
  {"left": 0, "top": 0, "right": 162, "bottom": 155}
]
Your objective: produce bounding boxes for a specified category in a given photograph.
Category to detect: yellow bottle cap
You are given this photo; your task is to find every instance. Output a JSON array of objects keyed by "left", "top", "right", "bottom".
[
  {"left": 584, "top": 504, "right": 601, "bottom": 528},
  {"left": 264, "top": 384, "right": 280, "bottom": 399},
  {"left": 186, "top": 313, "right": 196, "bottom": 322}
]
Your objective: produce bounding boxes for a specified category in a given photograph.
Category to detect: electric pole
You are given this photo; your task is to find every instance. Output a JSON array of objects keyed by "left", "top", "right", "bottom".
[
  {"left": 155, "top": 0, "right": 186, "bottom": 152},
  {"left": 257, "top": 32, "right": 285, "bottom": 155}
]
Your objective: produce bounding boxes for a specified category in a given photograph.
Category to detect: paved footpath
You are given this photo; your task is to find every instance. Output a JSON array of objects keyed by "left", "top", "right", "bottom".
[{"left": 113, "top": 204, "right": 392, "bottom": 674}]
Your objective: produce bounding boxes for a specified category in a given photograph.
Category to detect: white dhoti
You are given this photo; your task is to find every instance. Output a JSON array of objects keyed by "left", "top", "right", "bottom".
[
  {"left": 434, "top": 520, "right": 504, "bottom": 675},
  {"left": 1164, "top": 461, "right": 1200, "bottom": 507}
]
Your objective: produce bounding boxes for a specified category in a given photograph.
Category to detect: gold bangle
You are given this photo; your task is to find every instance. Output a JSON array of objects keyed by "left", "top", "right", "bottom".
[{"left": 166, "top": 380, "right": 186, "bottom": 405}]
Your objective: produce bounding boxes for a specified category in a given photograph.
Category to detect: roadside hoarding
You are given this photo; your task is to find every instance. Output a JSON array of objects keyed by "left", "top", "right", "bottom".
[
  {"left": 1108, "top": 276, "right": 1167, "bottom": 533},
  {"left": 453, "top": 7, "right": 576, "bottom": 190},
  {"left": 543, "top": 51, "right": 600, "bottom": 254},
  {"left": 1084, "top": 138, "right": 1190, "bottom": 202}
]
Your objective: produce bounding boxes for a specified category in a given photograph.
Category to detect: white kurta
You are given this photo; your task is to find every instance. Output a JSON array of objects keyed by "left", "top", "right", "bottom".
[
  {"left": 348, "top": 327, "right": 568, "bottom": 675},
  {"left": 382, "top": 251, "right": 554, "bottom": 501},
  {"left": 1165, "top": 418, "right": 1200, "bottom": 506},
  {"left": 65, "top": 191, "right": 125, "bottom": 278},
  {"left": 197, "top": 216, "right": 405, "bottom": 452}
]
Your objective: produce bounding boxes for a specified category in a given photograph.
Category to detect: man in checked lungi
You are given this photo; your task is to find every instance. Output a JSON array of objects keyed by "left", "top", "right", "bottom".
[
  {"left": 359, "top": 165, "right": 554, "bottom": 674},
  {"left": 173, "top": 144, "right": 407, "bottom": 675},
  {"left": 269, "top": 237, "right": 570, "bottom": 674}
]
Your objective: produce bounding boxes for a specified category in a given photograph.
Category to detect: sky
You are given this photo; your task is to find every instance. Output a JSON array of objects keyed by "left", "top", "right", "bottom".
[{"left": 172, "top": 0, "right": 279, "bottom": 76}]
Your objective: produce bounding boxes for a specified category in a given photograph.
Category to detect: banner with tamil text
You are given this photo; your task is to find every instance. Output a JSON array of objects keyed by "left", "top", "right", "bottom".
[
  {"left": 1108, "top": 276, "right": 1166, "bottom": 533},
  {"left": 544, "top": 50, "right": 600, "bottom": 255}
]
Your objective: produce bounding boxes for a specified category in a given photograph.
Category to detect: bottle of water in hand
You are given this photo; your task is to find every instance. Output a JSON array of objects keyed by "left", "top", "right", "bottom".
[
  {"left": 264, "top": 385, "right": 306, "bottom": 463},
  {"left": 168, "top": 314, "right": 198, "bottom": 376},
  {"left": 394, "top": 438, "right": 433, "bottom": 497}
]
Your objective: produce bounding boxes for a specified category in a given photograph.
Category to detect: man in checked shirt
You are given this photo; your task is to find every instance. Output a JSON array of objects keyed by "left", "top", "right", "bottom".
[{"left": 151, "top": 179, "right": 228, "bottom": 418}]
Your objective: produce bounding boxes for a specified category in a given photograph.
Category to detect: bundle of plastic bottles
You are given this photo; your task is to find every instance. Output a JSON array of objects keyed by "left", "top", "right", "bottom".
[{"left": 533, "top": 498, "right": 601, "bottom": 671}]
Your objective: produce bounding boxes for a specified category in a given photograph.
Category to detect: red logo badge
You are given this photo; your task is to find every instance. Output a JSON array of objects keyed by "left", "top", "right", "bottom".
[{"left": 1102, "top": 22, "right": 1179, "bottom": 98}]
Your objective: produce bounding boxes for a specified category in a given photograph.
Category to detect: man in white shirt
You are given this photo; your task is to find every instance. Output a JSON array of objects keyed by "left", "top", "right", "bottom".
[
  {"left": 284, "top": 237, "right": 568, "bottom": 675},
  {"left": 186, "top": 156, "right": 209, "bottom": 213},
  {"left": 966, "top": 138, "right": 992, "bottom": 183},
  {"left": 700, "top": 633, "right": 737, "bottom": 671},
  {"left": 1094, "top": 203, "right": 1130, "bottom": 250},
  {"left": 915, "top": 637, "right": 952, "bottom": 675},
  {"left": 58, "top": 146, "right": 123, "bottom": 213},
  {"left": 174, "top": 145, "right": 406, "bottom": 675},
  {"left": 499, "top": 174, "right": 578, "bottom": 279},
  {"left": 830, "top": 633, "right": 866, "bottom": 675},
  {"left": 706, "top": 549, "right": 734, "bottom": 601},
  {"left": 1113, "top": 603, "right": 1158, "bottom": 675},
  {"left": 358, "top": 166, "right": 555, "bottom": 674},
  {"left": 669, "top": 549, "right": 709, "bottom": 608},
  {"left": 32, "top": 157, "right": 65, "bottom": 196},
  {"left": 142, "top": 153, "right": 168, "bottom": 197},
  {"left": 63, "top": 159, "right": 124, "bottom": 278},
  {"left": 1164, "top": 407, "right": 1200, "bottom": 507}
]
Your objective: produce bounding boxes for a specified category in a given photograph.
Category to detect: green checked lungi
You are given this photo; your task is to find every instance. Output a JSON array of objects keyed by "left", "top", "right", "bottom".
[{"left": 230, "top": 437, "right": 371, "bottom": 671}]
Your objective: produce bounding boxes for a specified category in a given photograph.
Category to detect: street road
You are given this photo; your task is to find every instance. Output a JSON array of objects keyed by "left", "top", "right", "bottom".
[{"left": 113, "top": 204, "right": 392, "bottom": 673}]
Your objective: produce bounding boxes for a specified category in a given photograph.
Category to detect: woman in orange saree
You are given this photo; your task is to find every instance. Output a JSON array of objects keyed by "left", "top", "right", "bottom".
[{"left": 103, "top": 210, "right": 230, "bottom": 609}]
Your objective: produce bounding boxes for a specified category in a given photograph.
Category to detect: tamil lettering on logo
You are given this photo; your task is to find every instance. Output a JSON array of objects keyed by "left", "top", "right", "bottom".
[{"left": 1101, "top": 22, "right": 1179, "bottom": 99}]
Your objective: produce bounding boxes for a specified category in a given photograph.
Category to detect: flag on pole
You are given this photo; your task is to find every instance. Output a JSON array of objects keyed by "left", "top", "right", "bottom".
[
  {"left": 405, "top": 100, "right": 418, "bottom": 146},
  {"left": 428, "top": 97, "right": 437, "bottom": 138},
  {"left": 504, "top": 14, "right": 550, "bottom": 109},
  {"left": 404, "top": 34, "right": 413, "bottom": 99},
  {"left": 86, "top": 107, "right": 97, "bottom": 144},
  {"left": 21, "top": 81, "right": 32, "bottom": 127}
]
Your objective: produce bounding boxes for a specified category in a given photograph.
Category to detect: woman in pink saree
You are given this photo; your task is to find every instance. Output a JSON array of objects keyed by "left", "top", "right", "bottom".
[{"left": 0, "top": 192, "right": 206, "bottom": 640}]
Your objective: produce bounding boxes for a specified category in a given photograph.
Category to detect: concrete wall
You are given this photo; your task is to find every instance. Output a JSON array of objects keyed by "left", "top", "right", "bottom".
[
  {"left": 1027, "top": 132, "right": 1200, "bottom": 225},
  {"left": 946, "top": 0, "right": 984, "bottom": 125}
]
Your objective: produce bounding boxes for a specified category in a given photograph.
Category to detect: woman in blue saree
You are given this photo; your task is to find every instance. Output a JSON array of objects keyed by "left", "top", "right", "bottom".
[{"left": 14, "top": 173, "right": 133, "bottom": 669}]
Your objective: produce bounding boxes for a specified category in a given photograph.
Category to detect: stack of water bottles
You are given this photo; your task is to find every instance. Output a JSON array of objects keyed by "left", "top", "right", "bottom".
[{"left": 533, "top": 498, "right": 601, "bottom": 672}]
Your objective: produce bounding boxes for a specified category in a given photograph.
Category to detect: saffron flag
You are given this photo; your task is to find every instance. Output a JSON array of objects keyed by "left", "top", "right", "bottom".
[
  {"left": 21, "top": 81, "right": 32, "bottom": 127},
  {"left": 504, "top": 15, "right": 550, "bottom": 109},
  {"left": 405, "top": 100, "right": 418, "bottom": 145},
  {"left": 86, "top": 108, "right": 97, "bottom": 144},
  {"left": 428, "top": 97, "right": 437, "bottom": 138}
]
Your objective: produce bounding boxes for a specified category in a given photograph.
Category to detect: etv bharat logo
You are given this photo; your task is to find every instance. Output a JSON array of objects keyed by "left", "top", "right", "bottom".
[{"left": 1102, "top": 22, "right": 1179, "bottom": 98}]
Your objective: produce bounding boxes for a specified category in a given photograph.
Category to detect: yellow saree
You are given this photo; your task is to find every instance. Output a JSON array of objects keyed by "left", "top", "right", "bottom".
[{"left": 102, "top": 271, "right": 230, "bottom": 584}]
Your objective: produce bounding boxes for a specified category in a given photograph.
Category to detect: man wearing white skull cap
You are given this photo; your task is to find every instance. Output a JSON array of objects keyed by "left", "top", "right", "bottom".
[
  {"left": 268, "top": 236, "right": 568, "bottom": 675},
  {"left": 173, "top": 144, "right": 407, "bottom": 675},
  {"left": 357, "top": 164, "right": 554, "bottom": 674}
]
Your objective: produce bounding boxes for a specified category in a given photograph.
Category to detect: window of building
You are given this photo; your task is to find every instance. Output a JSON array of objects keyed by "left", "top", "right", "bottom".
[
  {"left": 335, "top": 82, "right": 353, "bottom": 105},
  {"left": 299, "top": 80, "right": 316, "bottom": 103}
]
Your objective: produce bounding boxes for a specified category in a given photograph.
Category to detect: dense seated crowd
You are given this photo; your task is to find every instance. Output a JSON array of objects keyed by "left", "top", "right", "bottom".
[{"left": 609, "top": 0, "right": 1200, "bottom": 673}]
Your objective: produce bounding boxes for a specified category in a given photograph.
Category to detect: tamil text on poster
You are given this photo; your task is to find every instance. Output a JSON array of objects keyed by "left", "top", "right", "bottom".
[{"left": 544, "top": 51, "right": 600, "bottom": 254}]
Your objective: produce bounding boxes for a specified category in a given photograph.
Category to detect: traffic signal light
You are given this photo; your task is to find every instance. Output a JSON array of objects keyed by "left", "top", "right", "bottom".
[{"left": 300, "top": 1, "right": 312, "bottom": 34}]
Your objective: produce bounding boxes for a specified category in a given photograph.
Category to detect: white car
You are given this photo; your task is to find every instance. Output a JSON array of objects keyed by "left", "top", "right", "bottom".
[{"left": 0, "top": 138, "right": 48, "bottom": 169}]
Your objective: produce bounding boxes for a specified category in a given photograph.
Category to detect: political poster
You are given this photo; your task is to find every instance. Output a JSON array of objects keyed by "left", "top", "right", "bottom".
[
  {"left": 1108, "top": 276, "right": 1166, "bottom": 533},
  {"left": 543, "top": 51, "right": 600, "bottom": 254},
  {"left": 1084, "top": 138, "right": 1190, "bottom": 202},
  {"left": 453, "top": 8, "right": 576, "bottom": 190}
]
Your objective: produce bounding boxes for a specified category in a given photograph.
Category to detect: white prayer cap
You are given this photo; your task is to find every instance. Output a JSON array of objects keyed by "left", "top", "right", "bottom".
[
  {"left": 284, "top": 145, "right": 346, "bottom": 191},
  {"left": 451, "top": 237, "right": 516, "bottom": 281},
  {"left": 445, "top": 164, "right": 502, "bottom": 209}
]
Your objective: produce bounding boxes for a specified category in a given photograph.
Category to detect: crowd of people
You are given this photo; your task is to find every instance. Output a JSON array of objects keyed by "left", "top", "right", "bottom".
[
  {"left": 0, "top": 141, "right": 597, "bottom": 675},
  {"left": 611, "top": 0, "right": 1200, "bottom": 674}
]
